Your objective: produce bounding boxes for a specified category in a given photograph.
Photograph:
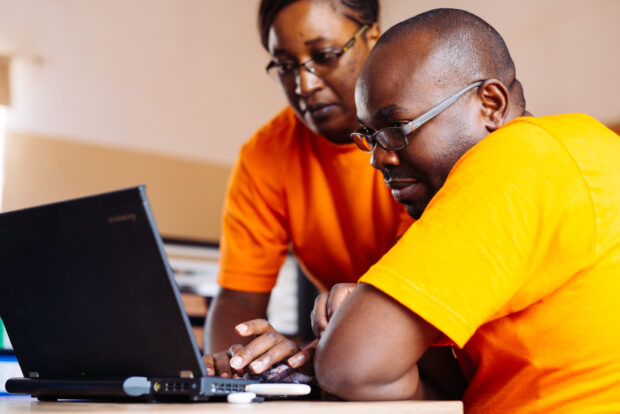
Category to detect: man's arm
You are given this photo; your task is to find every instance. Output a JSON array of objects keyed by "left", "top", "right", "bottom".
[
  {"left": 314, "top": 283, "right": 442, "bottom": 401},
  {"left": 204, "top": 288, "right": 270, "bottom": 354}
]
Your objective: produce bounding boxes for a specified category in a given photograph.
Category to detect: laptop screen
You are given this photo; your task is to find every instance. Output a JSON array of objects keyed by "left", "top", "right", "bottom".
[{"left": 0, "top": 186, "right": 206, "bottom": 380}]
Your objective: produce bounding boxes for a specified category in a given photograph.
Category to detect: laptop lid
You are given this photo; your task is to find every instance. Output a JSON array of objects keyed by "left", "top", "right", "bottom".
[{"left": 0, "top": 186, "right": 206, "bottom": 380}]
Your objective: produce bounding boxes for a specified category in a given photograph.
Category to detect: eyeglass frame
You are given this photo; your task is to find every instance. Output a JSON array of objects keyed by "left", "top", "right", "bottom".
[
  {"left": 351, "top": 80, "right": 484, "bottom": 153},
  {"left": 265, "top": 24, "right": 370, "bottom": 79}
]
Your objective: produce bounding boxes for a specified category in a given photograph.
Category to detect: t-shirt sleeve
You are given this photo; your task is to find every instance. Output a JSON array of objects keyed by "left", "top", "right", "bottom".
[
  {"left": 217, "top": 136, "right": 290, "bottom": 293},
  {"left": 396, "top": 205, "right": 415, "bottom": 238},
  {"left": 359, "top": 120, "right": 596, "bottom": 347}
]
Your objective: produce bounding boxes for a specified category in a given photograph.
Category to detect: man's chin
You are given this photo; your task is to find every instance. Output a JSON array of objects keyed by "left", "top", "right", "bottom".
[
  {"left": 405, "top": 204, "right": 424, "bottom": 220},
  {"left": 401, "top": 186, "right": 437, "bottom": 220}
]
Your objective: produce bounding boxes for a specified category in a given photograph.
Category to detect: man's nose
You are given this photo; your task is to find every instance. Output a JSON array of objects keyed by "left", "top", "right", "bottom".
[
  {"left": 294, "top": 66, "right": 323, "bottom": 96},
  {"left": 370, "top": 145, "right": 400, "bottom": 171}
]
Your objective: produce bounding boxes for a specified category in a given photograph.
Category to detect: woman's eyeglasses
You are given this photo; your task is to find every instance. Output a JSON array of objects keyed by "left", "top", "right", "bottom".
[{"left": 265, "top": 25, "right": 370, "bottom": 81}]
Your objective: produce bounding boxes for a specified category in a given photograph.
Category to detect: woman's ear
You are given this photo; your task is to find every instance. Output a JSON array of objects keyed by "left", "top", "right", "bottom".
[
  {"left": 366, "top": 23, "right": 381, "bottom": 50},
  {"left": 478, "top": 79, "right": 510, "bottom": 132}
]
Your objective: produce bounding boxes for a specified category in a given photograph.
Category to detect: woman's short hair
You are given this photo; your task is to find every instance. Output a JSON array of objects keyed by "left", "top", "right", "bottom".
[{"left": 258, "top": 0, "right": 379, "bottom": 50}]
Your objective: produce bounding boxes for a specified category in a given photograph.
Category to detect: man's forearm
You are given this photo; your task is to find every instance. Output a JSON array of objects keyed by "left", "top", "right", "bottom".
[
  {"left": 204, "top": 288, "right": 270, "bottom": 354},
  {"left": 316, "top": 349, "right": 430, "bottom": 401},
  {"left": 313, "top": 284, "right": 442, "bottom": 401}
]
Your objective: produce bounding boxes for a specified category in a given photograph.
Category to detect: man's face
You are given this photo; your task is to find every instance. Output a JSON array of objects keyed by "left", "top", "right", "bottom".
[{"left": 355, "top": 49, "right": 482, "bottom": 219}]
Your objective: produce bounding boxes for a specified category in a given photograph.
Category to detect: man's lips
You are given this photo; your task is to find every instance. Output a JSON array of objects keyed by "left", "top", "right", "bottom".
[{"left": 385, "top": 180, "right": 422, "bottom": 202}]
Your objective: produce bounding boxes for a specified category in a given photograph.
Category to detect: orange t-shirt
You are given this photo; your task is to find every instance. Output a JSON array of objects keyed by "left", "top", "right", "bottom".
[
  {"left": 218, "top": 107, "right": 412, "bottom": 293},
  {"left": 360, "top": 114, "right": 620, "bottom": 413}
]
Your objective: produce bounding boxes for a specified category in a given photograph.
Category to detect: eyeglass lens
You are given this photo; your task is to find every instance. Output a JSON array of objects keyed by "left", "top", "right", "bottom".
[{"left": 352, "top": 128, "right": 407, "bottom": 153}]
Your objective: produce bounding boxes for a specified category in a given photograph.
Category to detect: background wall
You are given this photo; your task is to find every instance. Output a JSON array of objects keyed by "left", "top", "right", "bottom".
[
  {"left": 3, "top": 131, "right": 230, "bottom": 239},
  {"left": 0, "top": 0, "right": 618, "bottom": 240}
]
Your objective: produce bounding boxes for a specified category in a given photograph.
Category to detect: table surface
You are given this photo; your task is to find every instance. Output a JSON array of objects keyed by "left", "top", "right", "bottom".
[{"left": 0, "top": 396, "right": 463, "bottom": 414}]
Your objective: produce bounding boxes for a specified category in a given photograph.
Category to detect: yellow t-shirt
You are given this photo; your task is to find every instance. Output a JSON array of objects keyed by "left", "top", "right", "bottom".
[
  {"left": 219, "top": 107, "right": 412, "bottom": 293},
  {"left": 360, "top": 114, "right": 620, "bottom": 413}
]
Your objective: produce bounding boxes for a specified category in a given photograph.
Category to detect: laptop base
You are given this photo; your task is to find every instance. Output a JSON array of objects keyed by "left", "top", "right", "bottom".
[{"left": 6, "top": 376, "right": 259, "bottom": 402}]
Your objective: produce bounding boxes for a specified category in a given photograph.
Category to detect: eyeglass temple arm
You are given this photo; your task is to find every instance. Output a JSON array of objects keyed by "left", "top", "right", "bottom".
[
  {"left": 342, "top": 25, "right": 370, "bottom": 53},
  {"left": 401, "top": 81, "right": 484, "bottom": 135}
]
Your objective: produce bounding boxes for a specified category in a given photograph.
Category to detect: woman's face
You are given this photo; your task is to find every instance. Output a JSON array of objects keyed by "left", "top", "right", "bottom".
[{"left": 267, "top": 0, "right": 378, "bottom": 143}]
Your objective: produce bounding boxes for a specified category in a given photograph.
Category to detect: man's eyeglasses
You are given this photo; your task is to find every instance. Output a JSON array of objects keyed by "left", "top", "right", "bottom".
[
  {"left": 351, "top": 80, "right": 484, "bottom": 153},
  {"left": 265, "top": 25, "right": 370, "bottom": 81}
]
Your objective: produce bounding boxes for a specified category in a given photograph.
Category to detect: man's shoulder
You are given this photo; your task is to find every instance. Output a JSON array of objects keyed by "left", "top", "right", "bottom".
[
  {"left": 451, "top": 114, "right": 592, "bottom": 182},
  {"left": 516, "top": 113, "right": 605, "bottom": 129},
  {"left": 470, "top": 113, "right": 603, "bottom": 156},
  {"left": 499, "top": 113, "right": 614, "bottom": 143}
]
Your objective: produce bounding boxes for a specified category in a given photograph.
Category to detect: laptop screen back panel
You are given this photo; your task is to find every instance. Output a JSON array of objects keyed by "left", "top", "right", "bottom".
[{"left": 0, "top": 187, "right": 205, "bottom": 380}]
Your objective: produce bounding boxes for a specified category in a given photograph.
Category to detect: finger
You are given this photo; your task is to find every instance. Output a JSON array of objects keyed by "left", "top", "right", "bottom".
[
  {"left": 311, "top": 293, "right": 329, "bottom": 337},
  {"left": 235, "top": 319, "right": 276, "bottom": 337},
  {"left": 248, "top": 339, "right": 299, "bottom": 374},
  {"left": 327, "top": 283, "right": 357, "bottom": 320},
  {"left": 287, "top": 339, "right": 318, "bottom": 369},
  {"left": 228, "top": 344, "right": 243, "bottom": 357},
  {"left": 202, "top": 354, "right": 216, "bottom": 376},
  {"left": 229, "top": 331, "right": 286, "bottom": 371},
  {"left": 213, "top": 351, "right": 232, "bottom": 378},
  {"left": 226, "top": 344, "right": 246, "bottom": 376}
]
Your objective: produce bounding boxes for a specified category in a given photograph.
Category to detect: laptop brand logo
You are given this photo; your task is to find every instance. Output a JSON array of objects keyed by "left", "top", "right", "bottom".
[{"left": 108, "top": 213, "right": 137, "bottom": 223}]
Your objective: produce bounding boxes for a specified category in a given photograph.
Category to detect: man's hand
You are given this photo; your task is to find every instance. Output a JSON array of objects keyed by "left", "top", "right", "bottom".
[
  {"left": 203, "top": 319, "right": 315, "bottom": 376},
  {"left": 311, "top": 283, "right": 357, "bottom": 338}
]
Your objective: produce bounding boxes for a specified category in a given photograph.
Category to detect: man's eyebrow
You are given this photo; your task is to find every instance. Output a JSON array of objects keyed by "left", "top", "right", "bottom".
[
  {"left": 374, "top": 104, "right": 408, "bottom": 120},
  {"left": 356, "top": 103, "right": 408, "bottom": 126}
]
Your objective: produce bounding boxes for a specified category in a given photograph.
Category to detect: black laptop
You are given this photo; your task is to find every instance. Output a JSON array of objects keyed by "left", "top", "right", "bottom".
[{"left": 0, "top": 186, "right": 309, "bottom": 401}]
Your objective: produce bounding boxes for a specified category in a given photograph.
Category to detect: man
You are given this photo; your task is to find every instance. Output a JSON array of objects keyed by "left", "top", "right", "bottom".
[{"left": 313, "top": 8, "right": 620, "bottom": 413}]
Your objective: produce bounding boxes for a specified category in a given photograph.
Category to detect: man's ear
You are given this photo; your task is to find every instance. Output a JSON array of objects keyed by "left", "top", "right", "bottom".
[
  {"left": 366, "top": 23, "right": 381, "bottom": 50},
  {"left": 477, "top": 79, "right": 510, "bottom": 132}
]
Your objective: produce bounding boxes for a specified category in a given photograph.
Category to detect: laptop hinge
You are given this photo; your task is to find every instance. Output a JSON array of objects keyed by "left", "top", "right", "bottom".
[
  {"left": 179, "top": 370, "right": 194, "bottom": 378},
  {"left": 29, "top": 372, "right": 40, "bottom": 378}
]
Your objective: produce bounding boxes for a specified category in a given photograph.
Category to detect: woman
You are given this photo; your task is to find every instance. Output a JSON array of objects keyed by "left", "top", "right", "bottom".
[{"left": 203, "top": 0, "right": 412, "bottom": 377}]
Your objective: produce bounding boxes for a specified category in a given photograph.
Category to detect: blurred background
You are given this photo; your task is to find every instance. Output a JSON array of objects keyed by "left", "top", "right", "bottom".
[{"left": 0, "top": 0, "right": 618, "bottom": 240}]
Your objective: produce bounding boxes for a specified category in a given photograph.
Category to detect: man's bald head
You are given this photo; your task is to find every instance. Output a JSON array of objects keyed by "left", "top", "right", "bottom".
[{"left": 361, "top": 8, "right": 525, "bottom": 113}]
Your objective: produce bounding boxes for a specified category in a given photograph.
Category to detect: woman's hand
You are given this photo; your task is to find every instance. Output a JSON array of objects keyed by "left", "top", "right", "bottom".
[
  {"left": 204, "top": 283, "right": 359, "bottom": 378},
  {"left": 203, "top": 318, "right": 314, "bottom": 376}
]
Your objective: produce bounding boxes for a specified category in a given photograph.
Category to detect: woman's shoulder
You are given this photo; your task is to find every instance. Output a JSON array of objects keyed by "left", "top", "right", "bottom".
[
  {"left": 244, "top": 107, "right": 307, "bottom": 149},
  {"left": 239, "top": 107, "right": 313, "bottom": 167}
]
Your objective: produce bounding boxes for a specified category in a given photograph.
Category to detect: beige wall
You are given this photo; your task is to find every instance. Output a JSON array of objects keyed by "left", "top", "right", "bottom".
[
  {"left": 0, "top": 1, "right": 618, "bottom": 241},
  {"left": 2, "top": 131, "right": 231, "bottom": 240}
]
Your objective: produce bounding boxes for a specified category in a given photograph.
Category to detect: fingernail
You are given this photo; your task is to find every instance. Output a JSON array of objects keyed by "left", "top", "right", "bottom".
[
  {"left": 250, "top": 360, "right": 264, "bottom": 372},
  {"left": 235, "top": 324, "right": 247, "bottom": 334},
  {"left": 206, "top": 368, "right": 215, "bottom": 376},
  {"left": 230, "top": 356, "right": 242, "bottom": 369},
  {"left": 288, "top": 355, "right": 304, "bottom": 367}
]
